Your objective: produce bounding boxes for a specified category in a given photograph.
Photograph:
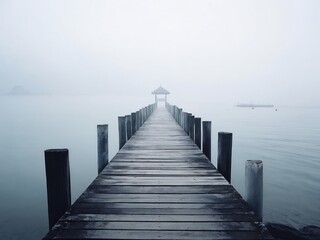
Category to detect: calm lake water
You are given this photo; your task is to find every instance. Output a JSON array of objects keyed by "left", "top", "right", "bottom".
[{"left": 0, "top": 95, "right": 319, "bottom": 240}]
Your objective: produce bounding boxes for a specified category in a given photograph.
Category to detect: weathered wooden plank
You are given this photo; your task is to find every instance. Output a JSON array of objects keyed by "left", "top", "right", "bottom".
[
  {"left": 71, "top": 203, "right": 248, "bottom": 209},
  {"left": 85, "top": 185, "right": 236, "bottom": 194},
  {"left": 44, "top": 229, "right": 273, "bottom": 240},
  {"left": 70, "top": 207, "right": 253, "bottom": 215},
  {"left": 56, "top": 221, "right": 260, "bottom": 231},
  {"left": 78, "top": 195, "right": 241, "bottom": 204},
  {"left": 59, "top": 213, "right": 259, "bottom": 222},
  {"left": 91, "top": 180, "right": 230, "bottom": 186}
]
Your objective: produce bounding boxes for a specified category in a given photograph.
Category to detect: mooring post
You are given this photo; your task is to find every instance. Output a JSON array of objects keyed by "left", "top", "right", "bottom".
[
  {"left": 139, "top": 109, "right": 143, "bottom": 126},
  {"left": 97, "top": 125, "right": 108, "bottom": 174},
  {"left": 195, "top": 117, "right": 201, "bottom": 148},
  {"left": 189, "top": 115, "right": 195, "bottom": 141},
  {"left": 202, "top": 121, "right": 211, "bottom": 160},
  {"left": 182, "top": 112, "right": 186, "bottom": 132},
  {"left": 173, "top": 106, "right": 176, "bottom": 120},
  {"left": 131, "top": 112, "right": 137, "bottom": 135},
  {"left": 178, "top": 108, "right": 182, "bottom": 126},
  {"left": 217, "top": 132, "right": 233, "bottom": 183},
  {"left": 126, "top": 115, "right": 132, "bottom": 140},
  {"left": 136, "top": 111, "right": 140, "bottom": 130},
  {"left": 143, "top": 108, "right": 145, "bottom": 122},
  {"left": 245, "top": 160, "right": 263, "bottom": 221},
  {"left": 175, "top": 106, "right": 179, "bottom": 122},
  {"left": 147, "top": 106, "right": 150, "bottom": 118},
  {"left": 118, "top": 116, "right": 126, "bottom": 149},
  {"left": 44, "top": 149, "right": 71, "bottom": 229},
  {"left": 143, "top": 107, "right": 147, "bottom": 122},
  {"left": 186, "top": 113, "right": 191, "bottom": 135},
  {"left": 184, "top": 112, "right": 189, "bottom": 135}
]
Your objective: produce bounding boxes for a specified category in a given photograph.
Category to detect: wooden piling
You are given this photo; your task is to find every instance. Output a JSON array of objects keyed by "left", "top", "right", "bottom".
[
  {"left": 195, "top": 117, "right": 201, "bottom": 149},
  {"left": 136, "top": 111, "right": 140, "bottom": 130},
  {"left": 131, "top": 112, "right": 137, "bottom": 135},
  {"left": 126, "top": 115, "right": 132, "bottom": 140},
  {"left": 182, "top": 112, "right": 186, "bottom": 132},
  {"left": 44, "top": 149, "right": 71, "bottom": 229},
  {"left": 189, "top": 115, "right": 195, "bottom": 141},
  {"left": 202, "top": 121, "right": 211, "bottom": 160},
  {"left": 217, "top": 132, "right": 232, "bottom": 183},
  {"left": 245, "top": 160, "right": 263, "bottom": 221},
  {"left": 97, "top": 125, "right": 108, "bottom": 174},
  {"left": 118, "top": 116, "right": 126, "bottom": 149}
]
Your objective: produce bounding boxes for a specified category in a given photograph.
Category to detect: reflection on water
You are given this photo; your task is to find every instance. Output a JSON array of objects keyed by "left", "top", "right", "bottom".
[{"left": 0, "top": 96, "right": 319, "bottom": 239}]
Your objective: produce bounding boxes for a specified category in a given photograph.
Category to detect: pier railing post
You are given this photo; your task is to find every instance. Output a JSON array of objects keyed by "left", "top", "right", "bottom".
[
  {"left": 245, "top": 160, "right": 263, "bottom": 221},
  {"left": 139, "top": 109, "right": 143, "bottom": 126},
  {"left": 131, "top": 112, "right": 137, "bottom": 135},
  {"left": 189, "top": 115, "right": 195, "bottom": 141},
  {"left": 97, "top": 125, "right": 108, "bottom": 174},
  {"left": 118, "top": 116, "right": 126, "bottom": 149},
  {"left": 217, "top": 132, "right": 232, "bottom": 183},
  {"left": 175, "top": 106, "right": 179, "bottom": 122},
  {"left": 202, "top": 121, "right": 211, "bottom": 160},
  {"left": 44, "top": 149, "right": 71, "bottom": 229},
  {"left": 195, "top": 117, "right": 201, "bottom": 149},
  {"left": 136, "top": 111, "right": 140, "bottom": 130},
  {"left": 126, "top": 115, "right": 132, "bottom": 140}
]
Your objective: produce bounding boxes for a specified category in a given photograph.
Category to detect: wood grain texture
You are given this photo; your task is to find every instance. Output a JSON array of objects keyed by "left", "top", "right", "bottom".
[{"left": 43, "top": 108, "right": 273, "bottom": 240}]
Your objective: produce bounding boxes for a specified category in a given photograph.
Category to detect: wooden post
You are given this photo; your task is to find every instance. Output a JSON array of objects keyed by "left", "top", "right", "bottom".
[
  {"left": 143, "top": 108, "right": 146, "bottom": 123},
  {"left": 195, "top": 117, "right": 201, "bottom": 149},
  {"left": 174, "top": 106, "right": 179, "bottom": 122},
  {"left": 189, "top": 115, "right": 195, "bottom": 141},
  {"left": 202, "top": 121, "right": 211, "bottom": 160},
  {"left": 141, "top": 109, "right": 144, "bottom": 125},
  {"left": 185, "top": 113, "right": 191, "bottom": 135},
  {"left": 139, "top": 110, "right": 142, "bottom": 128},
  {"left": 118, "top": 116, "right": 126, "bottom": 149},
  {"left": 126, "top": 115, "right": 132, "bottom": 140},
  {"left": 147, "top": 106, "right": 150, "bottom": 118},
  {"left": 184, "top": 112, "right": 188, "bottom": 133},
  {"left": 217, "top": 132, "right": 232, "bottom": 183},
  {"left": 136, "top": 111, "right": 140, "bottom": 130},
  {"left": 131, "top": 112, "right": 137, "bottom": 135},
  {"left": 44, "top": 149, "right": 71, "bottom": 229},
  {"left": 97, "top": 125, "right": 108, "bottom": 174},
  {"left": 182, "top": 112, "right": 186, "bottom": 132},
  {"left": 245, "top": 160, "right": 263, "bottom": 221}
]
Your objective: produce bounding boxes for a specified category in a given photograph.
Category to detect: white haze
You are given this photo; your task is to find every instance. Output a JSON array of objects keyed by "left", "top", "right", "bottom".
[{"left": 0, "top": 0, "right": 319, "bottom": 106}]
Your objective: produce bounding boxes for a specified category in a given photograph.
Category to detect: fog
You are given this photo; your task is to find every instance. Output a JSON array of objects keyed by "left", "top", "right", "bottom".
[{"left": 1, "top": 0, "right": 319, "bottom": 106}]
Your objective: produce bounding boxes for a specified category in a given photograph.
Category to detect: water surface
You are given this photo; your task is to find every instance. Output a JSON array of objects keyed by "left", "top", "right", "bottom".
[{"left": 0, "top": 96, "right": 319, "bottom": 239}]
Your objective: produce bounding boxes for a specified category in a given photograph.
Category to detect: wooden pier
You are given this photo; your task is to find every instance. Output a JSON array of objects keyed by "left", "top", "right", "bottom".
[{"left": 43, "top": 107, "right": 272, "bottom": 239}]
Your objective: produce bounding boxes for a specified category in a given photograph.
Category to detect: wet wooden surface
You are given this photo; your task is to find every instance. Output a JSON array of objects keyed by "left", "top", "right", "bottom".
[{"left": 44, "top": 108, "right": 273, "bottom": 239}]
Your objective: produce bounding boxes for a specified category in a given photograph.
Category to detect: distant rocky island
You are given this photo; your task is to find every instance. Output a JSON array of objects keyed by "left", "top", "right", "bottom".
[
  {"left": 5, "top": 85, "right": 31, "bottom": 96},
  {"left": 236, "top": 103, "right": 274, "bottom": 108}
]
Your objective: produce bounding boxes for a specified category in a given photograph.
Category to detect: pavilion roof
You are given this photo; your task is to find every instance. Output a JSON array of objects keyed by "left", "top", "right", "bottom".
[{"left": 151, "top": 86, "right": 170, "bottom": 95}]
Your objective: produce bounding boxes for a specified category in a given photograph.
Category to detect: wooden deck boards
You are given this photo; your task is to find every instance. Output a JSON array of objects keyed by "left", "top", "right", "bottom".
[{"left": 43, "top": 108, "right": 273, "bottom": 240}]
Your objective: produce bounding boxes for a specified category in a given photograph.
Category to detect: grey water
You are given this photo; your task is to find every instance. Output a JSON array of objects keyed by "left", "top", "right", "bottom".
[{"left": 0, "top": 95, "right": 319, "bottom": 240}]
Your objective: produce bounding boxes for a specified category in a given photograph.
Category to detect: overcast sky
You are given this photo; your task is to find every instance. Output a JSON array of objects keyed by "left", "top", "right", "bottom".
[{"left": 0, "top": 0, "right": 319, "bottom": 105}]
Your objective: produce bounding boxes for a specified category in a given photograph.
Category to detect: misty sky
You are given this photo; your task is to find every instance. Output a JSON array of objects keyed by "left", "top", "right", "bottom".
[{"left": 0, "top": 0, "right": 319, "bottom": 105}]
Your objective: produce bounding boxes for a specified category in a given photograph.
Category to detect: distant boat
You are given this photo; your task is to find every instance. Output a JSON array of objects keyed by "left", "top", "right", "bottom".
[{"left": 236, "top": 104, "right": 274, "bottom": 108}]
